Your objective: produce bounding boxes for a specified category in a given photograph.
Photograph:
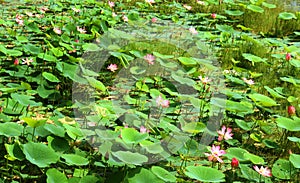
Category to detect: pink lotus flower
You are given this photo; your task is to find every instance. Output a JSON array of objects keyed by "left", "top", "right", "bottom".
[
  {"left": 25, "top": 12, "right": 34, "bottom": 17},
  {"left": 68, "top": 46, "right": 76, "bottom": 54},
  {"left": 107, "top": 64, "right": 118, "bottom": 72},
  {"left": 151, "top": 17, "right": 157, "bottom": 23},
  {"left": 156, "top": 95, "right": 170, "bottom": 108},
  {"left": 15, "top": 14, "right": 24, "bottom": 25},
  {"left": 22, "top": 58, "right": 34, "bottom": 66},
  {"left": 286, "top": 53, "right": 291, "bottom": 61},
  {"left": 189, "top": 27, "right": 198, "bottom": 34},
  {"left": 76, "top": 26, "right": 86, "bottom": 34},
  {"left": 53, "top": 27, "right": 62, "bottom": 35},
  {"left": 140, "top": 126, "right": 150, "bottom": 133},
  {"left": 288, "top": 105, "right": 296, "bottom": 116},
  {"left": 35, "top": 14, "right": 44, "bottom": 19},
  {"left": 112, "top": 12, "right": 117, "bottom": 17},
  {"left": 253, "top": 165, "right": 272, "bottom": 177},
  {"left": 204, "top": 145, "right": 226, "bottom": 163},
  {"left": 217, "top": 125, "right": 233, "bottom": 141},
  {"left": 197, "top": 0, "right": 205, "bottom": 5},
  {"left": 199, "top": 75, "right": 211, "bottom": 84},
  {"left": 144, "top": 54, "right": 155, "bottom": 65},
  {"left": 108, "top": 1, "right": 115, "bottom": 8},
  {"left": 40, "top": 6, "right": 49, "bottom": 13},
  {"left": 122, "top": 15, "right": 128, "bottom": 22},
  {"left": 243, "top": 78, "right": 255, "bottom": 85},
  {"left": 145, "top": 0, "right": 155, "bottom": 5},
  {"left": 72, "top": 7, "right": 81, "bottom": 13},
  {"left": 183, "top": 4, "right": 192, "bottom": 10},
  {"left": 211, "top": 13, "right": 217, "bottom": 19}
]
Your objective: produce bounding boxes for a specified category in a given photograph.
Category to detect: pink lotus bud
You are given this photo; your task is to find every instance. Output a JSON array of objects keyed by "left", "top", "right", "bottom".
[
  {"left": 288, "top": 106, "right": 296, "bottom": 116},
  {"left": 211, "top": 13, "right": 217, "bottom": 19},
  {"left": 231, "top": 158, "right": 239, "bottom": 168},
  {"left": 151, "top": 17, "right": 157, "bottom": 23},
  {"left": 286, "top": 53, "right": 291, "bottom": 61},
  {"left": 14, "top": 59, "right": 19, "bottom": 65}
]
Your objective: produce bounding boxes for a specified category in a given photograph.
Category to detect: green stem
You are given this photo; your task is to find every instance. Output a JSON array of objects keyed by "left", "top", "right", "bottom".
[
  {"left": 32, "top": 127, "right": 36, "bottom": 141},
  {"left": 259, "top": 174, "right": 262, "bottom": 183}
]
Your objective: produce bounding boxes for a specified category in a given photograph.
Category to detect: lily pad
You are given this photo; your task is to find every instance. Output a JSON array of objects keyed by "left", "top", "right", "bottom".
[
  {"left": 223, "top": 147, "right": 249, "bottom": 161},
  {"left": 5, "top": 143, "right": 25, "bottom": 161},
  {"left": 23, "top": 43, "right": 42, "bottom": 55},
  {"left": 151, "top": 166, "right": 176, "bottom": 182},
  {"left": 243, "top": 153, "right": 264, "bottom": 164},
  {"left": 46, "top": 168, "right": 68, "bottom": 183},
  {"left": 290, "top": 154, "right": 300, "bottom": 168},
  {"left": 121, "top": 128, "right": 148, "bottom": 144},
  {"left": 276, "top": 117, "right": 300, "bottom": 131},
  {"left": 248, "top": 93, "right": 278, "bottom": 107},
  {"left": 242, "top": 53, "right": 267, "bottom": 66},
  {"left": 178, "top": 57, "right": 197, "bottom": 66},
  {"left": 182, "top": 122, "right": 206, "bottom": 134},
  {"left": 140, "top": 141, "right": 164, "bottom": 154},
  {"left": 262, "top": 2, "right": 276, "bottom": 8},
  {"left": 22, "top": 117, "right": 47, "bottom": 128},
  {"left": 247, "top": 4, "right": 264, "bottom": 13},
  {"left": 85, "top": 76, "right": 106, "bottom": 92},
  {"left": 184, "top": 166, "right": 225, "bottom": 182},
  {"left": 290, "top": 59, "right": 300, "bottom": 68},
  {"left": 126, "top": 168, "right": 164, "bottom": 183},
  {"left": 42, "top": 72, "right": 61, "bottom": 82},
  {"left": 112, "top": 151, "right": 148, "bottom": 165},
  {"left": 272, "top": 159, "right": 296, "bottom": 179},
  {"left": 278, "top": 12, "right": 297, "bottom": 20},
  {"left": 0, "top": 122, "right": 24, "bottom": 137},
  {"left": 11, "top": 93, "right": 41, "bottom": 106},
  {"left": 264, "top": 86, "right": 285, "bottom": 99},
  {"left": 225, "top": 10, "right": 244, "bottom": 16},
  {"left": 22, "top": 142, "right": 60, "bottom": 168},
  {"left": 61, "top": 154, "right": 89, "bottom": 166}
]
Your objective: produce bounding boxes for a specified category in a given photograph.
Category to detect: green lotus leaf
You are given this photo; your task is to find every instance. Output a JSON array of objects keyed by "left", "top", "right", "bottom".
[
  {"left": 61, "top": 154, "right": 89, "bottom": 166},
  {"left": 121, "top": 128, "right": 148, "bottom": 144},
  {"left": 290, "top": 154, "right": 300, "bottom": 168},
  {"left": 112, "top": 151, "right": 148, "bottom": 165},
  {"left": 22, "top": 142, "right": 60, "bottom": 168},
  {"left": 0, "top": 122, "right": 24, "bottom": 137},
  {"left": 185, "top": 166, "right": 225, "bottom": 182},
  {"left": 247, "top": 4, "right": 264, "bottom": 13},
  {"left": 151, "top": 166, "right": 176, "bottom": 182},
  {"left": 46, "top": 168, "right": 68, "bottom": 183},
  {"left": 278, "top": 12, "right": 297, "bottom": 20}
]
